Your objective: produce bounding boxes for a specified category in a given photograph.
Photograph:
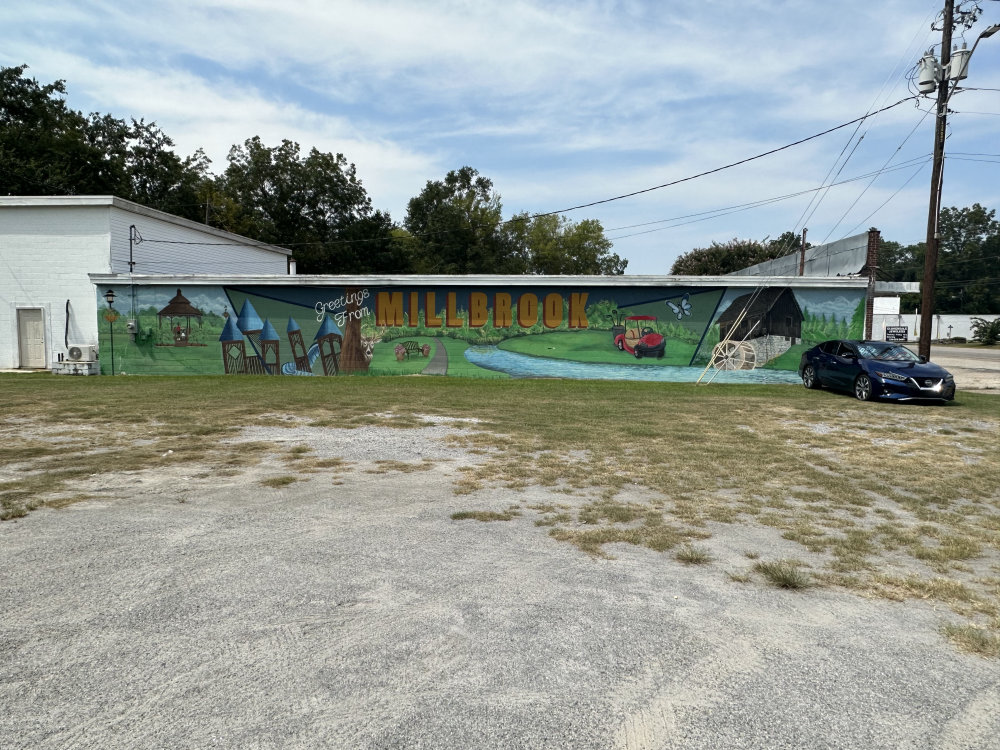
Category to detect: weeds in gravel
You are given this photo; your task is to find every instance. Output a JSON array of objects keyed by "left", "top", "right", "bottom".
[
  {"left": 754, "top": 560, "right": 813, "bottom": 589},
  {"left": 675, "top": 544, "right": 713, "bottom": 565},
  {"left": 365, "top": 459, "right": 437, "bottom": 474},
  {"left": 260, "top": 475, "right": 300, "bottom": 488},
  {"left": 941, "top": 623, "right": 1000, "bottom": 657},
  {"left": 451, "top": 507, "right": 521, "bottom": 522}
]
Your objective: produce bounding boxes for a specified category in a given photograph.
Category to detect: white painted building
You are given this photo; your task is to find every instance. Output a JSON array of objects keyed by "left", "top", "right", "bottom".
[
  {"left": 873, "top": 313, "right": 997, "bottom": 342},
  {"left": 0, "top": 196, "right": 291, "bottom": 371}
]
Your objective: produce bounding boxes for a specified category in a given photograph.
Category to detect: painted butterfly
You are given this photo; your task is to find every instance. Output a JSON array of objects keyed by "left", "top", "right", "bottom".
[{"left": 667, "top": 293, "right": 692, "bottom": 320}]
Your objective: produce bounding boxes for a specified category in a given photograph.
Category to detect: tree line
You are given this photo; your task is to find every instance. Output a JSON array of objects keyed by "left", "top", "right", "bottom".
[
  {"left": 4, "top": 63, "right": 996, "bottom": 311},
  {"left": 1, "top": 65, "right": 625, "bottom": 276}
]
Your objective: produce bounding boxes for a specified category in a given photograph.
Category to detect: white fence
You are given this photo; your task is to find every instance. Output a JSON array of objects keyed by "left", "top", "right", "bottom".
[{"left": 872, "top": 313, "right": 998, "bottom": 342}]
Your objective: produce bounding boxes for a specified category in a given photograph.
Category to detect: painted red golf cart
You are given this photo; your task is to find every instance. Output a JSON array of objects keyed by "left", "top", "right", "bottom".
[{"left": 614, "top": 315, "right": 665, "bottom": 359}]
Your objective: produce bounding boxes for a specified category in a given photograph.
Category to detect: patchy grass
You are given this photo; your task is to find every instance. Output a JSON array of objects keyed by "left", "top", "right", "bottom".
[
  {"left": 451, "top": 508, "right": 521, "bottom": 522},
  {"left": 754, "top": 560, "right": 813, "bottom": 590},
  {"left": 365, "top": 459, "right": 437, "bottom": 474},
  {"left": 940, "top": 623, "right": 1000, "bottom": 658},
  {"left": 2, "top": 374, "right": 999, "bottom": 654},
  {"left": 675, "top": 544, "right": 714, "bottom": 565},
  {"left": 260, "top": 475, "right": 300, "bottom": 488}
]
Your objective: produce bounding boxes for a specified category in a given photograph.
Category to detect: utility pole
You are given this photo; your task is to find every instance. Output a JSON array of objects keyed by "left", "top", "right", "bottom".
[{"left": 919, "top": 0, "right": 953, "bottom": 360}]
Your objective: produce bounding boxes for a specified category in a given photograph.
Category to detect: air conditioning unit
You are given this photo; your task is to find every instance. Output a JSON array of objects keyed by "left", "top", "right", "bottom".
[{"left": 67, "top": 344, "right": 97, "bottom": 362}]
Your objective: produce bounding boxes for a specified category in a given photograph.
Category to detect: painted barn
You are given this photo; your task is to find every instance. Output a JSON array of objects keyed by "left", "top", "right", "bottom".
[{"left": 717, "top": 287, "right": 803, "bottom": 343}]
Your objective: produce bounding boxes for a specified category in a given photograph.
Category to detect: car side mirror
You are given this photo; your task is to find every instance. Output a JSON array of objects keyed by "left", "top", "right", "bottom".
[{"left": 918, "top": 355, "right": 927, "bottom": 363}]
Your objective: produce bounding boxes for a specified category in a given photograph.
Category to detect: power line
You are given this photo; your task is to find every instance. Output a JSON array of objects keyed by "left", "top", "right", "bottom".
[
  {"left": 845, "top": 162, "right": 929, "bottom": 236},
  {"left": 127, "top": 97, "right": 922, "bottom": 254},
  {"left": 881, "top": 252, "right": 1000, "bottom": 273},
  {"left": 606, "top": 157, "right": 932, "bottom": 241},
  {"left": 795, "top": 9, "right": 935, "bottom": 236},
  {"left": 525, "top": 97, "right": 918, "bottom": 220},
  {"left": 820, "top": 105, "right": 933, "bottom": 244}
]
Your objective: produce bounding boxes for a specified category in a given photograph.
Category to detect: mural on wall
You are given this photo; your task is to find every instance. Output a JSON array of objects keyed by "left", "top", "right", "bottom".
[{"left": 94, "top": 283, "right": 866, "bottom": 381}]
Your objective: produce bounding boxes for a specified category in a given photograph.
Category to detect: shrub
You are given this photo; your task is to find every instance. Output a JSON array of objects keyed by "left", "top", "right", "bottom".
[{"left": 970, "top": 317, "right": 1000, "bottom": 346}]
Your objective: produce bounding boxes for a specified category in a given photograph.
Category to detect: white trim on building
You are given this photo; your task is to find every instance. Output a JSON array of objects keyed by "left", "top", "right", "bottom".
[{"left": 88, "top": 273, "right": 873, "bottom": 290}]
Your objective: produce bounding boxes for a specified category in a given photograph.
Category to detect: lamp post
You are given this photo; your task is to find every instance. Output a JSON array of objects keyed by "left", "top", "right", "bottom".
[
  {"left": 917, "top": 10, "right": 1000, "bottom": 359},
  {"left": 104, "top": 288, "right": 116, "bottom": 376}
]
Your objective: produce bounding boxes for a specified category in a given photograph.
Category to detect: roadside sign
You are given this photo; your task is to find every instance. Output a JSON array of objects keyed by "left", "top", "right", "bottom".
[
  {"left": 873, "top": 297, "right": 901, "bottom": 315},
  {"left": 885, "top": 326, "right": 908, "bottom": 342}
]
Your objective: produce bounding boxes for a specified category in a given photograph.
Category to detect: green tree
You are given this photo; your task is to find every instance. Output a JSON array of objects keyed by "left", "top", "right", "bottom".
[
  {"left": 935, "top": 204, "right": 1000, "bottom": 314},
  {"left": 970, "top": 317, "right": 1000, "bottom": 345},
  {"left": 0, "top": 65, "right": 106, "bottom": 195},
  {"left": 218, "top": 137, "right": 399, "bottom": 273},
  {"left": 881, "top": 204, "right": 1000, "bottom": 314},
  {"left": 509, "top": 213, "right": 626, "bottom": 275},
  {"left": 1, "top": 65, "right": 211, "bottom": 219},
  {"left": 670, "top": 236, "right": 795, "bottom": 275},
  {"left": 403, "top": 166, "right": 521, "bottom": 274}
]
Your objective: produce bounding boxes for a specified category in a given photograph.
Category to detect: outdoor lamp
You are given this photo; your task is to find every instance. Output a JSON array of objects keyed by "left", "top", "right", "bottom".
[{"left": 104, "top": 288, "right": 116, "bottom": 307}]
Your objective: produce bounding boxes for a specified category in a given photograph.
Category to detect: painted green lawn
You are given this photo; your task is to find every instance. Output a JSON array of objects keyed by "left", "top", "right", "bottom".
[
  {"left": 369, "top": 336, "right": 509, "bottom": 378},
  {"left": 99, "top": 330, "right": 223, "bottom": 375},
  {"left": 369, "top": 336, "right": 437, "bottom": 375},
  {"left": 763, "top": 343, "right": 810, "bottom": 370},
  {"left": 498, "top": 330, "right": 698, "bottom": 366},
  {"left": 436, "top": 336, "right": 508, "bottom": 378}
]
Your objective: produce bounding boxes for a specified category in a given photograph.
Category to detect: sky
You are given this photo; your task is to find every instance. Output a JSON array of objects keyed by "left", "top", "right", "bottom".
[{"left": 2, "top": 0, "right": 999, "bottom": 274}]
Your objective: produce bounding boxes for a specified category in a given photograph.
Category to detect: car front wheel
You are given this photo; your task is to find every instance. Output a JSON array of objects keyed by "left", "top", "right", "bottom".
[
  {"left": 802, "top": 365, "right": 820, "bottom": 389},
  {"left": 854, "top": 374, "right": 874, "bottom": 401}
]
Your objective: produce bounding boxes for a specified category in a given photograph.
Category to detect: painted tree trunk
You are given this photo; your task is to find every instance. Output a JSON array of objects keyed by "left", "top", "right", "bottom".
[{"left": 339, "top": 287, "right": 370, "bottom": 373}]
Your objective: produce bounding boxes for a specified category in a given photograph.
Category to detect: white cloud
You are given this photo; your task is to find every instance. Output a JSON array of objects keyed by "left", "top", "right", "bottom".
[{"left": 3, "top": 0, "right": 996, "bottom": 275}]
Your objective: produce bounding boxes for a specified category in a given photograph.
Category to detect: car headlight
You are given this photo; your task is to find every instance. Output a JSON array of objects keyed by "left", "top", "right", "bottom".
[{"left": 874, "top": 370, "right": 908, "bottom": 382}]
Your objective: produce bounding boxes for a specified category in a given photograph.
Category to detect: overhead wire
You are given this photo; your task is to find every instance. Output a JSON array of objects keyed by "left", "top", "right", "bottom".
[
  {"left": 793, "top": 7, "right": 939, "bottom": 238},
  {"left": 605, "top": 157, "right": 932, "bottom": 241},
  {"left": 845, "top": 161, "right": 930, "bottom": 236},
  {"left": 695, "top": 10, "right": 936, "bottom": 380},
  {"left": 125, "top": 97, "right": 920, "bottom": 255},
  {"left": 521, "top": 97, "right": 917, "bottom": 220},
  {"left": 822, "top": 107, "right": 934, "bottom": 242}
]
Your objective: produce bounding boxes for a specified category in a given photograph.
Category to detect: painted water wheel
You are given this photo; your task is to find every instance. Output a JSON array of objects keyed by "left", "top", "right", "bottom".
[{"left": 711, "top": 340, "right": 757, "bottom": 370}]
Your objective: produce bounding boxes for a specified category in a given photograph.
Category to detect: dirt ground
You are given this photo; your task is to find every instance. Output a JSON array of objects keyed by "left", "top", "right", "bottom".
[
  {"left": 921, "top": 345, "right": 1000, "bottom": 394},
  {"left": 2, "top": 414, "right": 1000, "bottom": 750}
]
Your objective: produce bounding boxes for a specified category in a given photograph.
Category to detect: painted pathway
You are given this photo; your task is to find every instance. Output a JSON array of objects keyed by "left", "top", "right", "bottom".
[{"left": 422, "top": 340, "right": 449, "bottom": 375}]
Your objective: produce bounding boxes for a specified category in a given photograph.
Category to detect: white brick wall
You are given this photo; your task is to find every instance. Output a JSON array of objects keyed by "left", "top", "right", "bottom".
[
  {"left": 1, "top": 197, "right": 289, "bottom": 369},
  {"left": 1, "top": 205, "right": 112, "bottom": 368}
]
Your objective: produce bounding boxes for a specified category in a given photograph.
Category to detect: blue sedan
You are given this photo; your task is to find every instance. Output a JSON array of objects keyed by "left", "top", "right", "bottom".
[{"left": 799, "top": 340, "right": 955, "bottom": 402}]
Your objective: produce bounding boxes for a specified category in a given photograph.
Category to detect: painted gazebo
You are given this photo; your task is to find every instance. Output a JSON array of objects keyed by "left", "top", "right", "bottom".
[{"left": 157, "top": 288, "right": 204, "bottom": 346}]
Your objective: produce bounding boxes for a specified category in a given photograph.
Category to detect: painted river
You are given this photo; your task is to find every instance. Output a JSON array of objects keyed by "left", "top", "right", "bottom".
[{"left": 462, "top": 346, "right": 801, "bottom": 383}]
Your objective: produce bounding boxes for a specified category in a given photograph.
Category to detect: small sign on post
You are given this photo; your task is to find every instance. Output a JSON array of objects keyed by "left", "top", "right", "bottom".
[{"left": 885, "top": 326, "right": 908, "bottom": 342}]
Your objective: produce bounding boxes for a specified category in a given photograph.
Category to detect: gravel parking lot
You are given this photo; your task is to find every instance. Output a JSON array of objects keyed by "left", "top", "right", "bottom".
[{"left": 2, "top": 419, "right": 999, "bottom": 750}]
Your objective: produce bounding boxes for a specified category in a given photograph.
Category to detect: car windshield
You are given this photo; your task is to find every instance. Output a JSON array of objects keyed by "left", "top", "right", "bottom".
[{"left": 856, "top": 343, "right": 921, "bottom": 362}]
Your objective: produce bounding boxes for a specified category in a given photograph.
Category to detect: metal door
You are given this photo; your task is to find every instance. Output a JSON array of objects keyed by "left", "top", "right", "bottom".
[{"left": 17, "top": 308, "right": 46, "bottom": 368}]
